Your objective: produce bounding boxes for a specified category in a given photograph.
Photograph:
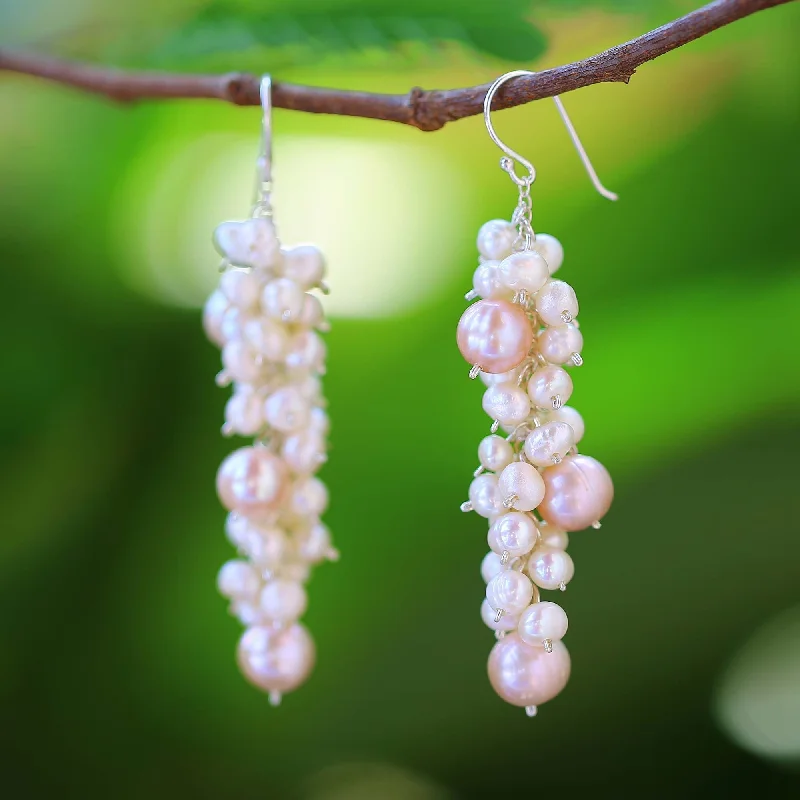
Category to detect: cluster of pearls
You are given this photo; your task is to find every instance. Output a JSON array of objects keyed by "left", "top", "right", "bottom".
[
  {"left": 204, "top": 214, "right": 336, "bottom": 705},
  {"left": 458, "top": 219, "right": 613, "bottom": 716}
]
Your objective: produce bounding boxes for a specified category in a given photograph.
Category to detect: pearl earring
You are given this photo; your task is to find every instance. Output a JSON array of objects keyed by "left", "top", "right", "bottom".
[
  {"left": 203, "top": 76, "right": 336, "bottom": 705},
  {"left": 458, "top": 70, "right": 617, "bottom": 716}
]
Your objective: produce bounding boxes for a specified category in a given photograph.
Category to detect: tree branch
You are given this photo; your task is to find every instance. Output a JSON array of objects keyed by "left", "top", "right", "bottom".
[{"left": 0, "top": 0, "right": 793, "bottom": 131}]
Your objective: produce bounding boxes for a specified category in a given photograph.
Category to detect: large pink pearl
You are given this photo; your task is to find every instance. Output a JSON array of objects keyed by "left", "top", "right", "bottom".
[
  {"left": 216, "top": 446, "right": 287, "bottom": 517},
  {"left": 539, "top": 454, "right": 613, "bottom": 531},
  {"left": 457, "top": 299, "right": 533, "bottom": 374},
  {"left": 488, "top": 633, "right": 570, "bottom": 707},
  {"left": 237, "top": 623, "right": 315, "bottom": 694}
]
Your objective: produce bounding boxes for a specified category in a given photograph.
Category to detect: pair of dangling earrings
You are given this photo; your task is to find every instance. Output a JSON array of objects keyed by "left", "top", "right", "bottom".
[{"left": 203, "top": 70, "right": 616, "bottom": 717}]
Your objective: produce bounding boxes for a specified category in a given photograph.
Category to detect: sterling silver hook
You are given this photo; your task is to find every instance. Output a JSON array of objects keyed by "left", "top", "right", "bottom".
[
  {"left": 253, "top": 75, "right": 273, "bottom": 214},
  {"left": 483, "top": 70, "right": 618, "bottom": 202}
]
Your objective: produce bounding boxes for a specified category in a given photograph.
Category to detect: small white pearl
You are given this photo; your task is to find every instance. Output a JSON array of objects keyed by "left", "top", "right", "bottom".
[
  {"left": 220, "top": 306, "right": 252, "bottom": 343},
  {"left": 281, "top": 245, "right": 325, "bottom": 289},
  {"left": 232, "top": 600, "right": 264, "bottom": 627},
  {"left": 244, "top": 317, "right": 289, "bottom": 362},
  {"left": 486, "top": 569, "right": 534, "bottom": 615},
  {"left": 225, "top": 512, "right": 251, "bottom": 549},
  {"left": 222, "top": 340, "right": 263, "bottom": 383},
  {"left": 498, "top": 462, "right": 545, "bottom": 512},
  {"left": 281, "top": 430, "right": 326, "bottom": 474},
  {"left": 477, "top": 219, "right": 517, "bottom": 261},
  {"left": 260, "top": 579, "right": 308, "bottom": 623},
  {"left": 478, "top": 435, "right": 515, "bottom": 472},
  {"left": 263, "top": 386, "right": 310, "bottom": 433},
  {"left": 298, "top": 293, "right": 326, "bottom": 329},
  {"left": 538, "top": 523, "right": 569, "bottom": 550},
  {"left": 527, "top": 365, "right": 573, "bottom": 410},
  {"left": 279, "top": 561, "right": 311, "bottom": 582},
  {"left": 203, "top": 290, "right": 230, "bottom": 346},
  {"left": 498, "top": 251, "right": 550, "bottom": 293},
  {"left": 482, "top": 382, "right": 531, "bottom": 427},
  {"left": 542, "top": 405, "right": 585, "bottom": 444},
  {"left": 526, "top": 548, "right": 575, "bottom": 590},
  {"left": 261, "top": 278, "right": 305, "bottom": 321},
  {"left": 488, "top": 512, "right": 538, "bottom": 557},
  {"left": 469, "top": 474, "right": 505, "bottom": 519},
  {"left": 535, "top": 280, "right": 579, "bottom": 326},
  {"left": 518, "top": 601, "right": 569, "bottom": 646},
  {"left": 538, "top": 323, "right": 583, "bottom": 365},
  {"left": 523, "top": 422, "right": 575, "bottom": 467},
  {"left": 224, "top": 388, "right": 264, "bottom": 436},
  {"left": 240, "top": 526, "right": 286, "bottom": 566},
  {"left": 221, "top": 268, "right": 263, "bottom": 309},
  {"left": 296, "top": 522, "right": 333, "bottom": 563},
  {"left": 285, "top": 331, "right": 326, "bottom": 372},
  {"left": 532, "top": 233, "right": 564, "bottom": 275},
  {"left": 288, "top": 476, "right": 329, "bottom": 517},
  {"left": 472, "top": 261, "right": 512, "bottom": 300},
  {"left": 481, "top": 599, "right": 519, "bottom": 631},
  {"left": 479, "top": 366, "right": 521, "bottom": 387},
  {"left": 217, "top": 560, "right": 261, "bottom": 600},
  {"left": 309, "top": 407, "right": 330, "bottom": 435},
  {"left": 294, "top": 374, "right": 322, "bottom": 402},
  {"left": 481, "top": 551, "right": 504, "bottom": 583}
]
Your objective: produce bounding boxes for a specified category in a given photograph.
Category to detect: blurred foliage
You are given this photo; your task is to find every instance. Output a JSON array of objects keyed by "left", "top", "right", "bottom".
[{"left": 1, "top": 0, "right": 800, "bottom": 799}]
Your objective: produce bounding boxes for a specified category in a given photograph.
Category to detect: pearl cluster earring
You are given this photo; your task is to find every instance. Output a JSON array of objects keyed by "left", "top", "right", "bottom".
[
  {"left": 203, "top": 77, "right": 336, "bottom": 705},
  {"left": 457, "top": 72, "right": 617, "bottom": 716}
]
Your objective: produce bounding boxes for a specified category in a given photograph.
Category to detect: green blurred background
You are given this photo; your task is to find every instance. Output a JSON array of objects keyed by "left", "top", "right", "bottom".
[{"left": 2, "top": 0, "right": 800, "bottom": 797}]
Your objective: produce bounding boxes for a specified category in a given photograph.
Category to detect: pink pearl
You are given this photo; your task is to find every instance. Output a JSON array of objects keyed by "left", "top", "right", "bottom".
[
  {"left": 216, "top": 446, "right": 288, "bottom": 518},
  {"left": 488, "top": 633, "right": 570, "bottom": 707},
  {"left": 539, "top": 454, "right": 613, "bottom": 531},
  {"left": 457, "top": 299, "right": 533, "bottom": 374},
  {"left": 237, "top": 623, "right": 315, "bottom": 694}
]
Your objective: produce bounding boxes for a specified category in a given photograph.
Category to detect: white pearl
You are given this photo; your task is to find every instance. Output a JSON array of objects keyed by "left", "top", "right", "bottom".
[
  {"left": 482, "top": 382, "right": 531, "bottom": 427},
  {"left": 244, "top": 317, "right": 289, "bottom": 362},
  {"left": 261, "top": 278, "right": 305, "bottom": 322},
  {"left": 240, "top": 526, "right": 286, "bottom": 566},
  {"left": 532, "top": 233, "right": 564, "bottom": 275},
  {"left": 285, "top": 331, "right": 326, "bottom": 372},
  {"left": 539, "top": 524, "right": 569, "bottom": 550},
  {"left": 279, "top": 561, "right": 311, "bottom": 582},
  {"left": 282, "top": 245, "right": 325, "bottom": 289},
  {"left": 498, "top": 462, "right": 545, "bottom": 512},
  {"left": 477, "top": 219, "right": 516, "bottom": 261},
  {"left": 298, "top": 293, "right": 326, "bottom": 329},
  {"left": 472, "top": 261, "right": 512, "bottom": 300},
  {"left": 523, "top": 422, "right": 575, "bottom": 467},
  {"left": 281, "top": 430, "right": 326, "bottom": 474},
  {"left": 479, "top": 366, "right": 521, "bottom": 387},
  {"left": 289, "top": 477, "right": 329, "bottom": 517},
  {"left": 538, "top": 323, "right": 583, "bottom": 365},
  {"left": 225, "top": 512, "right": 251, "bottom": 549},
  {"left": 543, "top": 405, "right": 585, "bottom": 444},
  {"left": 217, "top": 559, "right": 260, "bottom": 600},
  {"left": 535, "top": 280, "right": 579, "bottom": 326},
  {"left": 224, "top": 388, "right": 264, "bottom": 436},
  {"left": 481, "top": 599, "right": 519, "bottom": 631},
  {"left": 527, "top": 548, "right": 575, "bottom": 590},
  {"left": 486, "top": 569, "right": 534, "bottom": 615},
  {"left": 214, "top": 218, "right": 280, "bottom": 270},
  {"left": 488, "top": 512, "right": 538, "bottom": 557},
  {"left": 232, "top": 600, "right": 264, "bottom": 627},
  {"left": 478, "top": 435, "right": 515, "bottom": 472},
  {"left": 481, "top": 551, "right": 504, "bottom": 583},
  {"left": 498, "top": 251, "right": 550, "bottom": 293},
  {"left": 222, "top": 340, "right": 263, "bottom": 383},
  {"left": 297, "top": 522, "right": 333, "bottom": 563},
  {"left": 203, "top": 290, "right": 229, "bottom": 346},
  {"left": 469, "top": 474, "right": 505, "bottom": 519},
  {"left": 518, "top": 601, "right": 569, "bottom": 646},
  {"left": 263, "top": 386, "right": 310, "bottom": 433},
  {"left": 220, "top": 306, "right": 252, "bottom": 343},
  {"left": 309, "top": 407, "right": 330, "bottom": 435},
  {"left": 295, "top": 374, "right": 322, "bottom": 401},
  {"left": 220, "top": 268, "right": 263, "bottom": 309},
  {"left": 527, "top": 365, "right": 573, "bottom": 410},
  {"left": 260, "top": 579, "right": 308, "bottom": 623}
]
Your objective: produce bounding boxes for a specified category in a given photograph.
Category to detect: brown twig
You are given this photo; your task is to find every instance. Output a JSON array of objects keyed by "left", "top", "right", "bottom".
[{"left": 0, "top": 0, "right": 793, "bottom": 131}]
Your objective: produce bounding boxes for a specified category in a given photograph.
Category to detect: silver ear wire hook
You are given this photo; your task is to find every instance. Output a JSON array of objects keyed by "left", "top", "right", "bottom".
[
  {"left": 483, "top": 70, "right": 618, "bottom": 202},
  {"left": 253, "top": 74, "right": 273, "bottom": 216}
]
